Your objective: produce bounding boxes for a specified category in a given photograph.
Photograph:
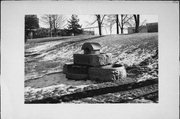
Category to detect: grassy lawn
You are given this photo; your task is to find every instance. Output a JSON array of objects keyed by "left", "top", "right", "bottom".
[{"left": 25, "top": 33, "right": 158, "bottom": 80}]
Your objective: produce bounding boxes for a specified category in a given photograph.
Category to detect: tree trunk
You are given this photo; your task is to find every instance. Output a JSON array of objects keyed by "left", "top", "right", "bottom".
[
  {"left": 134, "top": 14, "right": 140, "bottom": 33},
  {"left": 97, "top": 15, "right": 102, "bottom": 36},
  {"left": 49, "top": 16, "right": 52, "bottom": 37},
  {"left": 52, "top": 16, "right": 58, "bottom": 37},
  {"left": 53, "top": 20, "right": 56, "bottom": 37},
  {"left": 98, "top": 22, "right": 102, "bottom": 36},
  {"left": 116, "top": 15, "right": 119, "bottom": 34},
  {"left": 121, "top": 28, "right": 124, "bottom": 34},
  {"left": 120, "top": 15, "right": 124, "bottom": 34},
  {"left": 109, "top": 23, "right": 112, "bottom": 35}
]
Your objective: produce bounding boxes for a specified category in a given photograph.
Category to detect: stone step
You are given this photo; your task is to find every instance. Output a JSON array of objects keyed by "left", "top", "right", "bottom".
[
  {"left": 73, "top": 53, "right": 112, "bottom": 67},
  {"left": 65, "top": 73, "right": 88, "bottom": 80}
]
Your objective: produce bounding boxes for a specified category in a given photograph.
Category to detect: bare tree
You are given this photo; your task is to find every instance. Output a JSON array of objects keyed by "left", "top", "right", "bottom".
[
  {"left": 87, "top": 14, "right": 133, "bottom": 35},
  {"left": 104, "top": 15, "right": 116, "bottom": 34},
  {"left": 104, "top": 14, "right": 133, "bottom": 34},
  {"left": 109, "top": 22, "right": 113, "bottom": 35},
  {"left": 96, "top": 15, "right": 106, "bottom": 36},
  {"left": 119, "top": 15, "right": 133, "bottom": 34},
  {"left": 41, "top": 14, "right": 67, "bottom": 37},
  {"left": 87, "top": 15, "right": 106, "bottom": 36},
  {"left": 104, "top": 14, "right": 119, "bottom": 34}
]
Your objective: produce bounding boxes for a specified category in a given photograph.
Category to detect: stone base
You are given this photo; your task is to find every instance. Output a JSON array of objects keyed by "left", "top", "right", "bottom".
[
  {"left": 63, "top": 63, "right": 89, "bottom": 74},
  {"left": 73, "top": 53, "right": 112, "bottom": 67},
  {"left": 88, "top": 65, "right": 127, "bottom": 81},
  {"left": 63, "top": 63, "right": 89, "bottom": 80}
]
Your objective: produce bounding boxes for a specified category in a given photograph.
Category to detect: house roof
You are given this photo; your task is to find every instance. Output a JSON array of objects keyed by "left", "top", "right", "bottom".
[
  {"left": 146, "top": 22, "right": 158, "bottom": 26},
  {"left": 81, "top": 42, "right": 101, "bottom": 51}
]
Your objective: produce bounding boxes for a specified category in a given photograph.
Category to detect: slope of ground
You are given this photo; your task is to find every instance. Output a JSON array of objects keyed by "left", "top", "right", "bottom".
[{"left": 25, "top": 33, "right": 158, "bottom": 103}]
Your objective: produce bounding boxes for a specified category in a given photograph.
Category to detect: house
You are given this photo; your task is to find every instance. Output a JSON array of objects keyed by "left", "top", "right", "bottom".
[
  {"left": 128, "top": 22, "right": 158, "bottom": 34},
  {"left": 146, "top": 22, "right": 158, "bottom": 32}
]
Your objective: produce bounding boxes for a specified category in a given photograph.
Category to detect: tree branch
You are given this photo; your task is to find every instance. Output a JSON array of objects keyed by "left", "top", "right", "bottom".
[{"left": 100, "top": 15, "right": 106, "bottom": 24}]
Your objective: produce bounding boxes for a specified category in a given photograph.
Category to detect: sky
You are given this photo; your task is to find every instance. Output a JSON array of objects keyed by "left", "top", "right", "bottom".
[{"left": 38, "top": 14, "right": 158, "bottom": 35}]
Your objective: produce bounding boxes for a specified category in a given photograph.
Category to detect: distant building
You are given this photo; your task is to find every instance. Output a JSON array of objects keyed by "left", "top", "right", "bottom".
[
  {"left": 82, "top": 26, "right": 97, "bottom": 35},
  {"left": 146, "top": 22, "right": 158, "bottom": 33},
  {"left": 128, "top": 22, "right": 158, "bottom": 34},
  {"left": 82, "top": 30, "right": 95, "bottom": 35},
  {"left": 128, "top": 26, "right": 147, "bottom": 34}
]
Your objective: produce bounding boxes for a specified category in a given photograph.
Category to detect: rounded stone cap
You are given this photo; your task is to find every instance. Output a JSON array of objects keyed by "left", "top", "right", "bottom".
[{"left": 82, "top": 42, "right": 101, "bottom": 51}]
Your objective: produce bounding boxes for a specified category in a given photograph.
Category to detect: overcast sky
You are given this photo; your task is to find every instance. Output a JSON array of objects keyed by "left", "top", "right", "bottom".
[{"left": 38, "top": 14, "right": 158, "bottom": 34}]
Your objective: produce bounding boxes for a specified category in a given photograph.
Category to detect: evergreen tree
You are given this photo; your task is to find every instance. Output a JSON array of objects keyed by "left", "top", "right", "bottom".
[
  {"left": 25, "top": 15, "right": 39, "bottom": 41},
  {"left": 67, "top": 15, "right": 83, "bottom": 36}
]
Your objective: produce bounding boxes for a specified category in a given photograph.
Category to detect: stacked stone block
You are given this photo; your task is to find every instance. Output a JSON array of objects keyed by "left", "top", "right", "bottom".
[
  {"left": 73, "top": 53, "right": 112, "bottom": 67},
  {"left": 63, "top": 42, "right": 127, "bottom": 81}
]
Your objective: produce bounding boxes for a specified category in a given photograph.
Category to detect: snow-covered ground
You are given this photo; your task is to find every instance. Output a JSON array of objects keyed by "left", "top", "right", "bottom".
[{"left": 25, "top": 33, "right": 158, "bottom": 103}]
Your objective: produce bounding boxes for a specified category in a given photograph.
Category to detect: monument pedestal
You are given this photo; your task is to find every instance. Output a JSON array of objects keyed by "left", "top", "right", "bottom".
[{"left": 63, "top": 42, "right": 127, "bottom": 82}]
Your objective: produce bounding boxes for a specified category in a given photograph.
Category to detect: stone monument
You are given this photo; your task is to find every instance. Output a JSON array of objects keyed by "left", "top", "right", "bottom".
[{"left": 63, "top": 42, "right": 127, "bottom": 82}]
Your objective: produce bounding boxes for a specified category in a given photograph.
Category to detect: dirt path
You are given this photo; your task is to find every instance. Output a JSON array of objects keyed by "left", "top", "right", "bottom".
[
  {"left": 25, "top": 79, "right": 158, "bottom": 103},
  {"left": 25, "top": 72, "right": 96, "bottom": 88}
]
